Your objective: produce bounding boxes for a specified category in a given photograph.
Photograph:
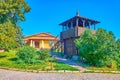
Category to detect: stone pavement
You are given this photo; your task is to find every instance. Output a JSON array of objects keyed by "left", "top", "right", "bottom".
[{"left": 0, "top": 69, "right": 120, "bottom": 80}]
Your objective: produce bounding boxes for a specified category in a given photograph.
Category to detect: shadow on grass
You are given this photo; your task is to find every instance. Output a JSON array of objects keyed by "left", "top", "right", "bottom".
[
  {"left": 8, "top": 58, "right": 18, "bottom": 61},
  {"left": 0, "top": 55, "right": 6, "bottom": 58},
  {"left": 50, "top": 59, "right": 79, "bottom": 71}
]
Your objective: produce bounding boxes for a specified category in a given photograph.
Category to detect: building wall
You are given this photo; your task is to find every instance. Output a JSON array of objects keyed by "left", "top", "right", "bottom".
[
  {"left": 39, "top": 40, "right": 43, "bottom": 48},
  {"left": 39, "top": 40, "right": 51, "bottom": 49},
  {"left": 64, "top": 38, "right": 78, "bottom": 58},
  {"left": 64, "top": 39, "right": 73, "bottom": 57},
  {"left": 26, "top": 40, "right": 51, "bottom": 49},
  {"left": 44, "top": 40, "right": 50, "bottom": 49},
  {"left": 24, "top": 33, "right": 59, "bottom": 50},
  {"left": 61, "top": 27, "right": 95, "bottom": 57},
  {"left": 61, "top": 28, "right": 75, "bottom": 40},
  {"left": 26, "top": 41, "right": 30, "bottom": 46},
  {"left": 61, "top": 27, "right": 96, "bottom": 40}
]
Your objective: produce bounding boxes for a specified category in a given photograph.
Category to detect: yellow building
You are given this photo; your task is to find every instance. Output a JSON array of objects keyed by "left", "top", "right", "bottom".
[{"left": 24, "top": 33, "right": 59, "bottom": 50}]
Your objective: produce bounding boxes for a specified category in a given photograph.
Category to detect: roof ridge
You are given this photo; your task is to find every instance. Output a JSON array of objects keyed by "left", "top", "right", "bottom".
[{"left": 24, "top": 32, "right": 56, "bottom": 38}]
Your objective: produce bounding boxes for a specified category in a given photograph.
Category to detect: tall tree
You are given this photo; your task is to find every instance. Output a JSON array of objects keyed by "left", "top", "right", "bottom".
[
  {"left": 0, "top": 22, "right": 17, "bottom": 50},
  {"left": 0, "top": 0, "right": 30, "bottom": 50},
  {"left": 0, "top": 0, "right": 30, "bottom": 24}
]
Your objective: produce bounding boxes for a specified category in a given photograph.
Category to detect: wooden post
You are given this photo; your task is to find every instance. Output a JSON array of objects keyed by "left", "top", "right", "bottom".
[
  {"left": 66, "top": 24, "right": 68, "bottom": 30},
  {"left": 30, "top": 40, "right": 33, "bottom": 47},
  {"left": 42, "top": 40, "right": 44, "bottom": 48},
  {"left": 94, "top": 24, "right": 96, "bottom": 30},
  {"left": 71, "top": 21, "right": 73, "bottom": 29},
  {"left": 32, "top": 41, "right": 35, "bottom": 48},
  {"left": 76, "top": 18, "right": 79, "bottom": 27},
  {"left": 82, "top": 20, "right": 85, "bottom": 28},
  {"left": 88, "top": 21, "right": 91, "bottom": 29},
  {"left": 39, "top": 40, "right": 41, "bottom": 49}
]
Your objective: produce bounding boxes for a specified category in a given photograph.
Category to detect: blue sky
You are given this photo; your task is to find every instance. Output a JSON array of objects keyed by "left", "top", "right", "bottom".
[{"left": 21, "top": 0, "right": 120, "bottom": 39}]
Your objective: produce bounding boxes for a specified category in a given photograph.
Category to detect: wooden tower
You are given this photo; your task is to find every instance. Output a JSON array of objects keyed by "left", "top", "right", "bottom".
[{"left": 59, "top": 11, "right": 100, "bottom": 58}]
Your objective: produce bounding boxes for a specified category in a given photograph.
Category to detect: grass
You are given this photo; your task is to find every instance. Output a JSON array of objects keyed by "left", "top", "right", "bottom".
[
  {"left": 87, "top": 67, "right": 118, "bottom": 71},
  {"left": 52, "top": 60, "right": 79, "bottom": 71},
  {"left": 72, "top": 59, "right": 120, "bottom": 71},
  {"left": 0, "top": 51, "right": 79, "bottom": 71}
]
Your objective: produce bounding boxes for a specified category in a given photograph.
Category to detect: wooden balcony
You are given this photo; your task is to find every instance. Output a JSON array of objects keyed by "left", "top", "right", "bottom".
[{"left": 60, "top": 27, "right": 96, "bottom": 40}]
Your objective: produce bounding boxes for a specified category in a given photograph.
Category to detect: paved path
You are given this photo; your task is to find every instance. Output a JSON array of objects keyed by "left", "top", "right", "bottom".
[
  {"left": 52, "top": 54, "right": 87, "bottom": 71},
  {"left": 0, "top": 69, "right": 120, "bottom": 80}
]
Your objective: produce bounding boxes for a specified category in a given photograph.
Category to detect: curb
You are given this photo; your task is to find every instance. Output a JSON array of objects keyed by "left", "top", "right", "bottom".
[{"left": 0, "top": 66, "right": 120, "bottom": 74}]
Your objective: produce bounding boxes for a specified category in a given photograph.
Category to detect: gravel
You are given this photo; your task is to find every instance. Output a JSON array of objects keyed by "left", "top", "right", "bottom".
[{"left": 0, "top": 69, "right": 120, "bottom": 80}]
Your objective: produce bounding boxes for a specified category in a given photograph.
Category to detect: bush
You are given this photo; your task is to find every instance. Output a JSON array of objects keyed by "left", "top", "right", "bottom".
[
  {"left": 109, "top": 60, "right": 117, "bottom": 70},
  {"left": 74, "top": 28, "right": 120, "bottom": 67},
  {"left": 16, "top": 46, "right": 36, "bottom": 64},
  {"left": 37, "top": 49, "right": 50, "bottom": 61}
]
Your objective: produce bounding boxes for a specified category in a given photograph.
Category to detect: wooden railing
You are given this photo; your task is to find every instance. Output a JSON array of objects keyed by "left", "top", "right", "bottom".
[{"left": 60, "top": 27, "right": 96, "bottom": 40}]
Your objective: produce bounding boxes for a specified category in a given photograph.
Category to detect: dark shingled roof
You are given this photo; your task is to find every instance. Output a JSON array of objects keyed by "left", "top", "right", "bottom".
[{"left": 59, "top": 15, "right": 100, "bottom": 27}]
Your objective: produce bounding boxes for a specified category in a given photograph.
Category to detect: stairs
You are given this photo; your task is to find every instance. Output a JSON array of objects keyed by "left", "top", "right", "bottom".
[
  {"left": 51, "top": 41, "right": 62, "bottom": 52},
  {"left": 51, "top": 35, "right": 63, "bottom": 52}
]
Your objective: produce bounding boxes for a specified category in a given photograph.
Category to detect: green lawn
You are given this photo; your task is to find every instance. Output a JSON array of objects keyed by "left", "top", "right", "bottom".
[
  {"left": 87, "top": 67, "right": 118, "bottom": 71},
  {"left": 71, "top": 58, "right": 120, "bottom": 71},
  {"left": 0, "top": 51, "right": 79, "bottom": 71}
]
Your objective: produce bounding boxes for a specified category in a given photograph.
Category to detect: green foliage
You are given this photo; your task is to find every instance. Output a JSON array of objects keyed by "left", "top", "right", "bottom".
[
  {"left": 0, "top": 0, "right": 30, "bottom": 51},
  {"left": 37, "top": 49, "right": 50, "bottom": 61},
  {"left": 74, "top": 28, "right": 120, "bottom": 68},
  {"left": 110, "top": 60, "right": 117, "bottom": 70},
  {"left": 54, "top": 61, "right": 79, "bottom": 71},
  {"left": 0, "top": 51, "right": 78, "bottom": 71},
  {"left": 16, "top": 26, "right": 25, "bottom": 47},
  {"left": 0, "top": 0, "right": 30, "bottom": 24},
  {"left": 87, "top": 67, "right": 118, "bottom": 71},
  {"left": 0, "top": 22, "right": 17, "bottom": 51},
  {"left": 16, "top": 46, "right": 37, "bottom": 64}
]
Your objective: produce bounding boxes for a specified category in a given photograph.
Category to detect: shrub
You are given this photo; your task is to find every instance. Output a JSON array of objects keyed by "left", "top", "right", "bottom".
[
  {"left": 16, "top": 46, "right": 36, "bottom": 64},
  {"left": 37, "top": 49, "right": 50, "bottom": 61},
  {"left": 109, "top": 60, "right": 117, "bottom": 70},
  {"left": 74, "top": 28, "right": 119, "bottom": 67}
]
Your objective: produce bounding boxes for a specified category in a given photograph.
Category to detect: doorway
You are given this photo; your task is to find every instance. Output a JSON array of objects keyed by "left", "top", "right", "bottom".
[{"left": 35, "top": 41, "right": 39, "bottom": 48}]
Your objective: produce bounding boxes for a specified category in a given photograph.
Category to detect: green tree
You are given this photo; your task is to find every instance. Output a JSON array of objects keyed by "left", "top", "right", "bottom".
[
  {"left": 0, "top": 0, "right": 30, "bottom": 50},
  {"left": 74, "top": 28, "right": 119, "bottom": 67},
  {"left": 116, "top": 40, "right": 120, "bottom": 65},
  {"left": 0, "top": 22, "right": 17, "bottom": 50},
  {"left": 0, "top": 0, "right": 30, "bottom": 24}
]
